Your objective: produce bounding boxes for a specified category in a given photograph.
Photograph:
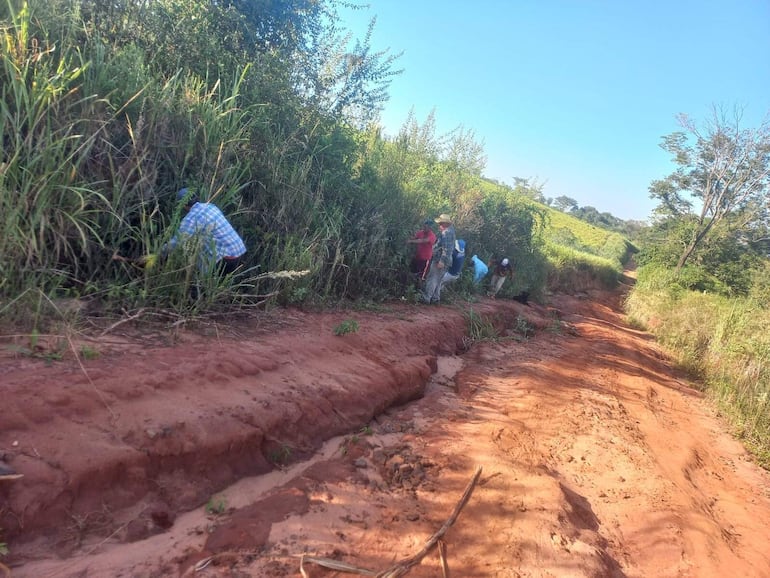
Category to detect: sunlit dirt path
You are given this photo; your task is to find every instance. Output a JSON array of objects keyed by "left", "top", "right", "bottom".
[{"left": 3, "top": 285, "right": 770, "bottom": 577}]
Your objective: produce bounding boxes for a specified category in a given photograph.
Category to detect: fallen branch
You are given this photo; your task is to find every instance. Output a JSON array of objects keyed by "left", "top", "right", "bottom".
[
  {"left": 438, "top": 540, "right": 449, "bottom": 577},
  {"left": 377, "top": 466, "right": 482, "bottom": 577},
  {"left": 300, "top": 555, "right": 378, "bottom": 576},
  {"left": 65, "top": 333, "right": 117, "bottom": 423},
  {"left": 300, "top": 465, "right": 482, "bottom": 577},
  {"left": 98, "top": 308, "right": 147, "bottom": 337}
]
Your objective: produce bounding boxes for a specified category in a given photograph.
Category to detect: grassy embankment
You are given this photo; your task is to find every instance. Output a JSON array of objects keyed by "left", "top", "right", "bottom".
[
  {"left": 625, "top": 265, "right": 770, "bottom": 468},
  {"left": 539, "top": 206, "right": 635, "bottom": 292}
]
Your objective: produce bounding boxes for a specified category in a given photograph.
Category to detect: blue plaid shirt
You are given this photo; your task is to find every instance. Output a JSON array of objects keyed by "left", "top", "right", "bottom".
[{"left": 167, "top": 202, "right": 246, "bottom": 263}]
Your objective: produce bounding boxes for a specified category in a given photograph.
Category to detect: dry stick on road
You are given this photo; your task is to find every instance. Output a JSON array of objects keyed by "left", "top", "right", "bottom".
[
  {"left": 97, "top": 307, "right": 148, "bottom": 337},
  {"left": 438, "top": 540, "right": 449, "bottom": 577},
  {"left": 300, "top": 466, "right": 483, "bottom": 577},
  {"left": 65, "top": 333, "right": 118, "bottom": 423},
  {"left": 34, "top": 291, "right": 117, "bottom": 422}
]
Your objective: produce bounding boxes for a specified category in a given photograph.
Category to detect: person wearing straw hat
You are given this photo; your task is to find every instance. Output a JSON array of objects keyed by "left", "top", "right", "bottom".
[{"left": 422, "top": 213, "right": 456, "bottom": 304}]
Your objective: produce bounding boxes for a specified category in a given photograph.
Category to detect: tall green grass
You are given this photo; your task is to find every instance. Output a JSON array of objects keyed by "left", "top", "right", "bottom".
[
  {"left": 1, "top": 0, "right": 625, "bottom": 329},
  {"left": 0, "top": 2, "right": 107, "bottom": 295},
  {"left": 626, "top": 265, "right": 770, "bottom": 468},
  {"left": 543, "top": 242, "right": 622, "bottom": 292}
]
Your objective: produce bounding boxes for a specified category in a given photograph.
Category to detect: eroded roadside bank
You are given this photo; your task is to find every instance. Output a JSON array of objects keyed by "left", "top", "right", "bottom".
[{"left": 4, "top": 291, "right": 770, "bottom": 577}]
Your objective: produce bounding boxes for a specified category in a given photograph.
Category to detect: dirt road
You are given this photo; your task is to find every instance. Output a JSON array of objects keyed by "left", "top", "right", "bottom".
[{"left": 2, "top": 286, "right": 770, "bottom": 577}]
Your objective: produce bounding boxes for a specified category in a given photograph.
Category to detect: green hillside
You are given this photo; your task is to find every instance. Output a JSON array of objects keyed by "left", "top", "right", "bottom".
[{"left": 542, "top": 205, "right": 637, "bottom": 266}]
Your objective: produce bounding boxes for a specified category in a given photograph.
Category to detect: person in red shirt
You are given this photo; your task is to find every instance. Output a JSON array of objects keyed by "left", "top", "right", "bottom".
[{"left": 406, "top": 219, "right": 437, "bottom": 283}]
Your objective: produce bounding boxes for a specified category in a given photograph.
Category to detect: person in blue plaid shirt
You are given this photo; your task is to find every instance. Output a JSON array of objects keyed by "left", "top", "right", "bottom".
[{"left": 163, "top": 188, "right": 246, "bottom": 275}]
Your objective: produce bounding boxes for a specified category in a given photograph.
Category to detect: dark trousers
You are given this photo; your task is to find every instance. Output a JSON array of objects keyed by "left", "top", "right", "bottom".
[
  {"left": 191, "top": 257, "right": 242, "bottom": 300},
  {"left": 218, "top": 256, "right": 242, "bottom": 276}
]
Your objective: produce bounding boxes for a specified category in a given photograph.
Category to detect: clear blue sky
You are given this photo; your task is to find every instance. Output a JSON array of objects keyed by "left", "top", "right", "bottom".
[{"left": 339, "top": 0, "right": 770, "bottom": 222}]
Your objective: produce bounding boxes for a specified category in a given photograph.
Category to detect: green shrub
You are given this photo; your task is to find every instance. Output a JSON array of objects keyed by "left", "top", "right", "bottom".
[{"left": 333, "top": 319, "right": 359, "bottom": 336}]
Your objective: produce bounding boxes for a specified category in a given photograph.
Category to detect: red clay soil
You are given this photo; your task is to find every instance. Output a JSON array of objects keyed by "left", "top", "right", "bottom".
[{"left": 2, "top": 284, "right": 770, "bottom": 577}]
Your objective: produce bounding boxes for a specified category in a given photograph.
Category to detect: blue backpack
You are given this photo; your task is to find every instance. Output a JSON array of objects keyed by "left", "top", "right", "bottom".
[{"left": 449, "top": 240, "right": 466, "bottom": 276}]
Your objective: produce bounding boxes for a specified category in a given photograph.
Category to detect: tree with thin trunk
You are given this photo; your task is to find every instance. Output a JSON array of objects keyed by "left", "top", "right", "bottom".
[{"left": 649, "top": 106, "right": 770, "bottom": 272}]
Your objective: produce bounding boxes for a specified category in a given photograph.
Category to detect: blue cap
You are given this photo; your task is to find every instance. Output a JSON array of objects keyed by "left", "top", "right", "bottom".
[{"left": 176, "top": 188, "right": 189, "bottom": 201}]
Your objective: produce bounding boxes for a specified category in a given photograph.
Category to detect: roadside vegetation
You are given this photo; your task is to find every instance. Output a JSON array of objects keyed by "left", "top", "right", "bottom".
[
  {"left": 2, "top": 0, "right": 769, "bottom": 471},
  {"left": 539, "top": 206, "right": 634, "bottom": 293},
  {"left": 626, "top": 267, "right": 770, "bottom": 468},
  {"left": 0, "top": 0, "right": 567, "bottom": 325},
  {"left": 625, "top": 108, "right": 770, "bottom": 467}
]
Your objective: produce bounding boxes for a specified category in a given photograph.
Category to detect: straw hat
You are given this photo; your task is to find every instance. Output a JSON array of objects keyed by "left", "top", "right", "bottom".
[{"left": 434, "top": 213, "right": 453, "bottom": 224}]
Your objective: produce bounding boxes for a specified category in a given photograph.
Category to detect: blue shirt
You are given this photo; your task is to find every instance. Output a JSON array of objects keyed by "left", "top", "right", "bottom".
[
  {"left": 167, "top": 202, "right": 246, "bottom": 263},
  {"left": 471, "top": 255, "right": 488, "bottom": 283}
]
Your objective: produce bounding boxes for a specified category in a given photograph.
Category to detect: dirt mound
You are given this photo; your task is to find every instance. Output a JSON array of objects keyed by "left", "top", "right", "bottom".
[{"left": 2, "top": 290, "right": 770, "bottom": 577}]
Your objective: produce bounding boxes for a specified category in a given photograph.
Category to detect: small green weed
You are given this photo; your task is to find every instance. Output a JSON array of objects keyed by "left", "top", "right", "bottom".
[
  {"left": 268, "top": 444, "right": 292, "bottom": 465},
  {"left": 464, "top": 308, "right": 498, "bottom": 342},
  {"left": 333, "top": 319, "right": 359, "bottom": 336},
  {"left": 79, "top": 346, "right": 100, "bottom": 360},
  {"left": 6, "top": 331, "right": 65, "bottom": 363},
  {"left": 288, "top": 286, "right": 309, "bottom": 304},
  {"left": 512, "top": 315, "right": 535, "bottom": 339},
  {"left": 340, "top": 432, "right": 364, "bottom": 456},
  {"left": 205, "top": 496, "right": 227, "bottom": 515}
]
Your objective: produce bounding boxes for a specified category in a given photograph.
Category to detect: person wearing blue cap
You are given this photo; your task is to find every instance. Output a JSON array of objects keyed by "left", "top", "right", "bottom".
[{"left": 161, "top": 188, "right": 247, "bottom": 276}]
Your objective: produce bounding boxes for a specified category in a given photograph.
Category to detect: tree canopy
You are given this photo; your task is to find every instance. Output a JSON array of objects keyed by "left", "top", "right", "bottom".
[{"left": 649, "top": 106, "right": 770, "bottom": 271}]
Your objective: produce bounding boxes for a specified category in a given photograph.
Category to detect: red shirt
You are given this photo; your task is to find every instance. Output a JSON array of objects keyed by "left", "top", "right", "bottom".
[{"left": 413, "top": 229, "right": 437, "bottom": 261}]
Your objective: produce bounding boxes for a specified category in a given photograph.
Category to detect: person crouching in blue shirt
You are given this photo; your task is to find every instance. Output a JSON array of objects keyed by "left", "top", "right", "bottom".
[{"left": 471, "top": 254, "right": 489, "bottom": 285}]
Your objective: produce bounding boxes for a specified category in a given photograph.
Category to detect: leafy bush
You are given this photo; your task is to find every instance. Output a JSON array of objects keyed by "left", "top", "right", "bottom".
[{"left": 748, "top": 261, "right": 770, "bottom": 304}]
